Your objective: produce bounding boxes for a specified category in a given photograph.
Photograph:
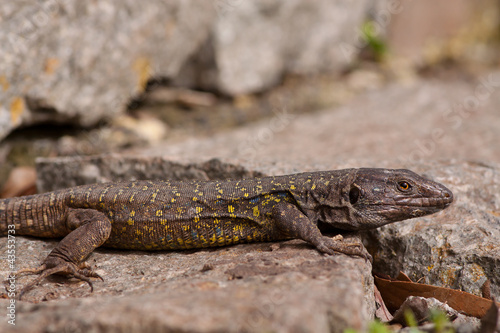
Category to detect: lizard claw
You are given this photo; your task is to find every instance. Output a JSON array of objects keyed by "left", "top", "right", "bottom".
[
  {"left": 78, "top": 262, "right": 103, "bottom": 281},
  {"left": 13, "top": 257, "right": 102, "bottom": 300}
]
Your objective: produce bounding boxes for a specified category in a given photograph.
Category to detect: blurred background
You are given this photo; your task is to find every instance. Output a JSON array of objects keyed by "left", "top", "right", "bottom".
[{"left": 1, "top": 0, "right": 500, "bottom": 195}]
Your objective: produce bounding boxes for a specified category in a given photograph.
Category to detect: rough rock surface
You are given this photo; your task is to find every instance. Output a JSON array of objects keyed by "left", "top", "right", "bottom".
[
  {"left": 146, "top": 73, "right": 500, "bottom": 166},
  {"left": 0, "top": 229, "right": 373, "bottom": 332},
  {"left": 176, "top": 0, "right": 373, "bottom": 94},
  {"left": 0, "top": 0, "right": 214, "bottom": 140},
  {"left": 35, "top": 155, "right": 265, "bottom": 193}
]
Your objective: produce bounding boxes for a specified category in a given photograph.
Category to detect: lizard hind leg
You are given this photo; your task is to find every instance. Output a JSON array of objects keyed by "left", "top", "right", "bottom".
[{"left": 15, "top": 208, "right": 112, "bottom": 299}]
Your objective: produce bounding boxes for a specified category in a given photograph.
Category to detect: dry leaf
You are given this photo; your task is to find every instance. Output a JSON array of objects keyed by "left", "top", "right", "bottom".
[{"left": 374, "top": 272, "right": 500, "bottom": 318}]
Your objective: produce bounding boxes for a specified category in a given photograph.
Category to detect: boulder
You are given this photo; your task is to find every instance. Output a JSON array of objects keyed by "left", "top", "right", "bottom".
[
  {"left": 0, "top": 0, "right": 214, "bottom": 140},
  {"left": 176, "top": 0, "right": 373, "bottom": 94}
]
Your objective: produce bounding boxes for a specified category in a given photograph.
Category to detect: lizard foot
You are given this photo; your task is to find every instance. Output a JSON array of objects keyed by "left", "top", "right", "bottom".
[
  {"left": 314, "top": 235, "right": 373, "bottom": 263},
  {"left": 13, "top": 257, "right": 102, "bottom": 300}
]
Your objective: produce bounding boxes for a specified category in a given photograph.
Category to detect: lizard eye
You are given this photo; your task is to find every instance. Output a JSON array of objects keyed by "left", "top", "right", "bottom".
[
  {"left": 349, "top": 186, "right": 360, "bottom": 204},
  {"left": 398, "top": 181, "right": 412, "bottom": 192}
]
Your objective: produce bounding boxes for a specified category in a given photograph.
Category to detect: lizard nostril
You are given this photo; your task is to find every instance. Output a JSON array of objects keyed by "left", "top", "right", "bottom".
[{"left": 444, "top": 192, "right": 450, "bottom": 198}]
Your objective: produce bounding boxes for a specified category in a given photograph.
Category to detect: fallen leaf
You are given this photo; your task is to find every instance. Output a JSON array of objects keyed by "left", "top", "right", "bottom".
[{"left": 374, "top": 272, "right": 500, "bottom": 318}]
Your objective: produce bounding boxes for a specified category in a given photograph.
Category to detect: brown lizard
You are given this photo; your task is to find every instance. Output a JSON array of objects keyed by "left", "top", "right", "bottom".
[{"left": 0, "top": 168, "right": 453, "bottom": 298}]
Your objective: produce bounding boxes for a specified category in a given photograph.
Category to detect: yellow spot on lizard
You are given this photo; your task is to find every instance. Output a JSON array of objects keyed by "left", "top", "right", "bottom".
[
  {"left": 228, "top": 205, "right": 235, "bottom": 213},
  {"left": 151, "top": 190, "right": 159, "bottom": 202},
  {"left": 156, "top": 210, "right": 163, "bottom": 217},
  {"left": 253, "top": 207, "right": 260, "bottom": 217}
]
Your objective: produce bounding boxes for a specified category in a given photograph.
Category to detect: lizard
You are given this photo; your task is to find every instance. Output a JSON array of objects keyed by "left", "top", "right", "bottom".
[{"left": 0, "top": 168, "right": 453, "bottom": 298}]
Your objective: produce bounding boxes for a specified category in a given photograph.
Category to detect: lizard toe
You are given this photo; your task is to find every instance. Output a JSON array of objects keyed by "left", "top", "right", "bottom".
[{"left": 314, "top": 236, "right": 372, "bottom": 261}]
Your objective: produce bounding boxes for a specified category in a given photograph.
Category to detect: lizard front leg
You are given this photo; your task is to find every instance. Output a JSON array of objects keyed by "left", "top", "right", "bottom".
[
  {"left": 13, "top": 208, "right": 112, "bottom": 299},
  {"left": 271, "top": 202, "right": 371, "bottom": 261}
]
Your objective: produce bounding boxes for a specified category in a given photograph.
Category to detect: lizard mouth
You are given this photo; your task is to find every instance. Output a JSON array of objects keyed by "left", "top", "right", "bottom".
[{"left": 391, "top": 192, "right": 453, "bottom": 208}]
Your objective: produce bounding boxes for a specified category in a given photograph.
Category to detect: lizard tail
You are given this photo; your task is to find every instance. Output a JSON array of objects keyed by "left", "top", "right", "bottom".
[{"left": 0, "top": 193, "right": 68, "bottom": 237}]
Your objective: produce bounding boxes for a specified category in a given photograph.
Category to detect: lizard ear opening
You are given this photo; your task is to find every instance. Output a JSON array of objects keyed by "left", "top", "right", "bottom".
[{"left": 349, "top": 186, "right": 360, "bottom": 205}]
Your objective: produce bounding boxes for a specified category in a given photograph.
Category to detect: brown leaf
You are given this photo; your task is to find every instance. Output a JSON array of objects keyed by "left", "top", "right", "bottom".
[
  {"left": 374, "top": 285, "right": 394, "bottom": 322},
  {"left": 374, "top": 272, "right": 500, "bottom": 318},
  {"left": 482, "top": 280, "right": 492, "bottom": 300}
]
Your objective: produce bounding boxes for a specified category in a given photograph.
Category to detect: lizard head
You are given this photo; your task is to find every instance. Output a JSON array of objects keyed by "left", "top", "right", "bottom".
[{"left": 332, "top": 168, "right": 453, "bottom": 230}]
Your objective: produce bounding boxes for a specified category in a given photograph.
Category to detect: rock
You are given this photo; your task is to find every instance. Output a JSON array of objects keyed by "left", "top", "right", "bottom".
[
  {"left": 0, "top": 0, "right": 380, "bottom": 139},
  {"left": 111, "top": 114, "right": 168, "bottom": 145},
  {"left": 175, "top": 0, "right": 373, "bottom": 95},
  {"left": 391, "top": 296, "right": 479, "bottom": 328},
  {"left": 366, "top": 161, "right": 500, "bottom": 300},
  {"left": 35, "top": 155, "right": 265, "bottom": 193},
  {"left": 0, "top": 0, "right": 214, "bottom": 140},
  {"left": 0, "top": 233, "right": 373, "bottom": 332}
]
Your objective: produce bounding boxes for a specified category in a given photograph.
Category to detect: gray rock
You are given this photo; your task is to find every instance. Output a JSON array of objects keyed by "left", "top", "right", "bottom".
[
  {"left": 0, "top": 0, "right": 379, "bottom": 139},
  {"left": 175, "top": 0, "right": 373, "bottom": 94},
  {"left": 0, "top": 0, "right": 214, "bottom": 140},
  {"left": 35, "top": 155, "right": 265, "bottom": 193},
  {"left": 0, "top": 234, "right": 373, "bottom": 332}
]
